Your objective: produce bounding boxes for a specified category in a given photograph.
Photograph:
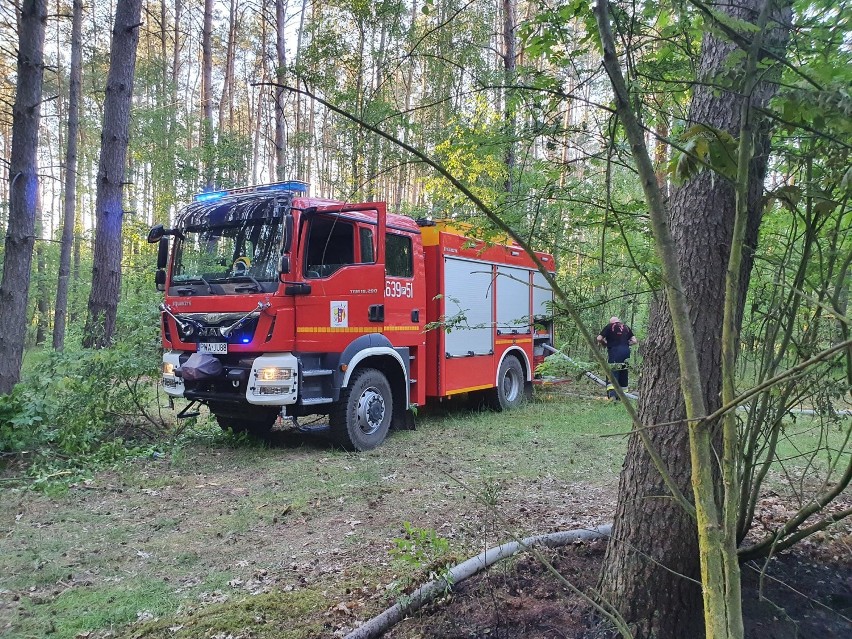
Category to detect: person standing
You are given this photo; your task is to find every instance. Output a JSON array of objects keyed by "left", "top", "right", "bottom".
[{"left": 597, "top": 316, "right": 638, "bottom": 398}]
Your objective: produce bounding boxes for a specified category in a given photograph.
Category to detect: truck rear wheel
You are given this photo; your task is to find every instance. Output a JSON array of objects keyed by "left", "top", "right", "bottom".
[
  {"left": 330, "top": 368, "right": 393, "bottom": 451},
  {"left": 488, "top": 356, "right": 526, "bottom": 411}
]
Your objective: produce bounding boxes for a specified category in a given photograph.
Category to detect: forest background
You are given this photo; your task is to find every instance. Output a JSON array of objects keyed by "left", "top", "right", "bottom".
[{"left": 0, "top": 1, "right": 850, "bottom": 638}]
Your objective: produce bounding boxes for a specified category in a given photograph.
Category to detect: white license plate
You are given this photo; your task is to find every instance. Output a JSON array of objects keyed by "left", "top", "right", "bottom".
[{"left": 198, "top": 342, "right": 228, "bottom": 354}]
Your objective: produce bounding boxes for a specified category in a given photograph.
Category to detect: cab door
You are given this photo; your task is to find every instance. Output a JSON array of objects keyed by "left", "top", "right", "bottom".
[{"left": 293, "top": 210, "right": 385, "bottom": 355}]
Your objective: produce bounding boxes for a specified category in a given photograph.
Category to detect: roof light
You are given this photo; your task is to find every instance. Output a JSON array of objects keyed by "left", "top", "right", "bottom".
[
  {"left": 192, "top": 180, "right": 309, "bottom": 202},
  {"left": 194, "top": 190, "right": 227, "bottom": 202},
  {"left": 257, "top": 180, "right": 309, "bottom": 194}
]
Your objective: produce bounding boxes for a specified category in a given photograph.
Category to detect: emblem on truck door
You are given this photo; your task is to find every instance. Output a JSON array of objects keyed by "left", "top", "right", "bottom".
[{"left": 331, "top": 301, "right": 348, "bottom": 328}]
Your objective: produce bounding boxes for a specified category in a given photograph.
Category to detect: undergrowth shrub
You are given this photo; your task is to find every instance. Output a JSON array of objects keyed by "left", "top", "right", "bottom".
[{"left": 0, "top": 302, "right": 169, "bottom": 488}]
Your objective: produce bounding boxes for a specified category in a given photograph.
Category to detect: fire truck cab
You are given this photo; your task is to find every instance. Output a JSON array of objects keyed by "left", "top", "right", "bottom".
[{"left": 148, "top": 181, "right": 555, "bottom": 450}]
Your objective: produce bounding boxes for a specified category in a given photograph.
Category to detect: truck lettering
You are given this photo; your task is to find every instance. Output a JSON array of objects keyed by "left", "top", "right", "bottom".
[{"left": 385, "top": 279, "right": 414, "bottom": 299}]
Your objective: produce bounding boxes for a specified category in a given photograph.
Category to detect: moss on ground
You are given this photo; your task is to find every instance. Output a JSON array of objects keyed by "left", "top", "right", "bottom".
[{"left": 126, "top": 589, "right": 328, "bottom": 639}]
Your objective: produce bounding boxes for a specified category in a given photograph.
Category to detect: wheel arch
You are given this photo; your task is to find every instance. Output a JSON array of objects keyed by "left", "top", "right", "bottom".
[
  {"left": 340, "top": 335, "right": 410, "bottom": 417},
  {"left": 496, "top": 346, "right": 532, "bottom": 385}
]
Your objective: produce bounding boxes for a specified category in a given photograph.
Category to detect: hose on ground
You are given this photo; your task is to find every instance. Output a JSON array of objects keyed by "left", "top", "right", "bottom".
[{"left": 344, "top": 524, "right": 612, "bottom": 639}]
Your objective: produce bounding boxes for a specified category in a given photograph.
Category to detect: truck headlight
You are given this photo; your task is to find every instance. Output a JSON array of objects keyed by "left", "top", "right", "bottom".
[
  {"left": 163, "top": 362, "right": 176, "bottom": 376},
  {"left": 257, "top": 367, "right": 292, "bottom": 382}
]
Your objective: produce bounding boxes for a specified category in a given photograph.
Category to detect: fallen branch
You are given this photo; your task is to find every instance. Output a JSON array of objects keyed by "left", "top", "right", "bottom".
[{"left": 345, "top": 525, "right": 612, "bottom": 639}]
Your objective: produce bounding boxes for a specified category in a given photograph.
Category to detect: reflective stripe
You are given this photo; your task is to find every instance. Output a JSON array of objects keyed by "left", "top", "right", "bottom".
[
  {"left": 296, "top": 326, "right": 421, "bottom": 333},
  {"left": 446, "top": 384, "right": 493, "bottom": 396}
]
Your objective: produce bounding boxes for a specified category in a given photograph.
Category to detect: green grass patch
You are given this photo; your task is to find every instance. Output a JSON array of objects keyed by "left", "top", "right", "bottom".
[
  {"left": 125, "top": 589, "right": 328, "bottom": 639},
  {"left": 4, "top": 579, "right": 178, "bottom": 639}
]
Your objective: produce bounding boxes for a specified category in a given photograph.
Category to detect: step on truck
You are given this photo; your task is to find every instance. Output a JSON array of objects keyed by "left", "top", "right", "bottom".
[{"left": 148, "top": 181, "right": 556, "bottom": 450}]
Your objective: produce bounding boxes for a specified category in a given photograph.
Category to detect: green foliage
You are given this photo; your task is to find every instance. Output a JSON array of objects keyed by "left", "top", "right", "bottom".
[
  {"left": 0, "top": 297, "right": 166, "bottom": 488},
  {"left": 671, "top": 124, "right": 739, "bottom": 182},
  {"left": 535, "top": 349, "right": 597, "bottom": 381},
  {"left": 391, "top": 521, "right": 451, "bottom": 569},
  {"left": 390, "top": 521, "right": 455, "bottom": 593}
]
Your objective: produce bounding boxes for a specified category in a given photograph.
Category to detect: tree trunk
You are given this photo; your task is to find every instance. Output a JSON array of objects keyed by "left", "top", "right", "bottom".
[
  {"left": 274, "top": 0, "right": 288, "bottom": 181},
  {"left": 82, "top": 0, "right": 142, "bottom": 349},
  {"left": 53, "top": 0, "right": 83, "bottom": 350},
  {"left": 0, "top": 0, "right": 47, "bottom": 394},
  {"left": 201, "top": 0, "right": 214, "bottom": 189},
  {"left": 293, "top": 0, "right": 308, "bottom": 179},
  {"left": 218, "top": 0, "right": 237, "bottom": 132},
  {"left": 501, "top": 0, "right": 516, "bottom": 194},
  {"left": 34, "top": 189, "right": 48, "bottom": 345},
  {"left": 597, "top": 2, "right": 791, "bottom": 637}
]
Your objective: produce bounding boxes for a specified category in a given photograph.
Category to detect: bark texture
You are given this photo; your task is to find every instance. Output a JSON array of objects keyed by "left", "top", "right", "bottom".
[
  {"left": 597, "top": 2, "right": 791, "bottom": 637},
  {"left": 502, "top": 0, "right": 517, "bottom": 193},
  {"left": 53, "top": 0, "right": 83, "bottom": 350},
  {"left": 274, "top": 0, "right": 287, "bottom": 181},
  {"left": 201, "top": 0, "right": 214, "bottom": 189},
  {"left": 82, "top": 0, "right": 142, "bottom": 348},
  {"left": 0, "top": 0, "right": 47, "bottom": 394}
]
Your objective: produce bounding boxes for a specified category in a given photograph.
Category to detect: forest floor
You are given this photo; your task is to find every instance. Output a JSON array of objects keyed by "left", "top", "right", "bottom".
[
  {"left": 385, "top": 525, "right": 852, "bottom": 639},
  {"left": 0, "top": 390, "right": 850, "bottom": 638}
]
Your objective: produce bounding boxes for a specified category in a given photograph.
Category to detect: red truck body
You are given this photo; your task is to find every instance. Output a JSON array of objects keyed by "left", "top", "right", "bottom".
[{"left": 150, "top": 181, "right": 555, "bottom": 449}]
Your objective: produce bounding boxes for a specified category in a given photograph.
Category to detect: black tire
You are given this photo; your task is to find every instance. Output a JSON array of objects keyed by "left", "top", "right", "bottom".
[
  {"left": 215, "top": 411, "right": 276, "bottom": 437},
  {"left": 487, "top": 356, "right": 526, "bottom": 411},
  {"left": 329, "top": 368, "right": 393, "bottom": 451}
]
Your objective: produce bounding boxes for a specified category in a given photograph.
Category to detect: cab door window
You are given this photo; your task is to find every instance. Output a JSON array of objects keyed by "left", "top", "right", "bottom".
[
  {"left": 386, "top": 233, "right": 413, "bottom": 277},
  {"left": 359, "top": 227, "right": 375, "bottom": 263},
  {"left": 304, "top": 217, "right": 354, "bottom": 278}
]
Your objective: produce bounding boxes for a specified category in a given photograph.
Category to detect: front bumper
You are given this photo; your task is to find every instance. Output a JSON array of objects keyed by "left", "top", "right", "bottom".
[{"left": 162, "top": 350, "right": 299, "bottom": 406}]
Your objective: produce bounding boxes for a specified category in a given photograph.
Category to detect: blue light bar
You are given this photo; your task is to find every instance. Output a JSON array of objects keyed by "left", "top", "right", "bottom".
[
  {"left": 193, "top": 190, "right": 227, "bottom": 202},
  {"left": 192, "top": 180, "right": 309, "bottom": 202},
  {"left": 257, "top": 180, "right": 310, "bottom": 194}
]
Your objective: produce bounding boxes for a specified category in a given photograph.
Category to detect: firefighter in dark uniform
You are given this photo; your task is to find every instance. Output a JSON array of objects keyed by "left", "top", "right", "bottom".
[{"left": 597, "top": 316, "right": 638, "bottom": 399}]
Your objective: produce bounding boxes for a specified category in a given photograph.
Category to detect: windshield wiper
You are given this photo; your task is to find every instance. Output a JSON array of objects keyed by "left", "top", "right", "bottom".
[
  {"left": 227, "top": 274, "right": 263, "bottom": 292},
  {"left": 176, "top": 275, "right": 214, "bottom": 294}
]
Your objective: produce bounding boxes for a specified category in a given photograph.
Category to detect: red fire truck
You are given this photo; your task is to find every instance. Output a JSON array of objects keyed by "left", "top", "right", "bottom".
[{"left": 148, "top": 181, "right": 555, "bottom": 450}]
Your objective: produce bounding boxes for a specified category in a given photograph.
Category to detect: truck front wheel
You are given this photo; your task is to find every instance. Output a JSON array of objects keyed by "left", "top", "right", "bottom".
[
  {"left": 215, "top": 410, "right": 277, "bottom": 438},
  {"left": 330, "top": 368, "right": 393, "bottom": 451},
  {"left": 488, "top": 356, "right": 527, "bottom": 411}
]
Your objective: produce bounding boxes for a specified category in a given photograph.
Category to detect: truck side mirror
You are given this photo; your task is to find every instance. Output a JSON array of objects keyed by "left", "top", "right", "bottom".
[
  {"left": 157, "top": 237, "right": 169, "bottom": 269},
  {"left": 278, "top": 254, "right": 291, "bottom": 275},
  {"left": 155, "top": 269, "right": 166, "bottom": 291},
  {"left": 148, "top": 224, "right": 165, "bottom": 243}
]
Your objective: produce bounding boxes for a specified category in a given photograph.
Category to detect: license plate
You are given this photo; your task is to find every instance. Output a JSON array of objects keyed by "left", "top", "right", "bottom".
[{"left": 198, "top": 342, "right": 228, "bottom": 354}]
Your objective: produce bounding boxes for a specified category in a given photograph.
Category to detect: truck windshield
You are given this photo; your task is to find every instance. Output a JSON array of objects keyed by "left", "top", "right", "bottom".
[{"left": 172, "top": 218, "right": 284, "bottom": 293}]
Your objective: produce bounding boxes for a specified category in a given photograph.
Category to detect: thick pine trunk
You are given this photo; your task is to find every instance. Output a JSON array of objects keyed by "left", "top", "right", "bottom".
[
  {"left": 82, "top": 0, "right": 142, "bottom": 349},
  {"left": 0, "top": 0, "right": 47, "bottom": 394},
  {"left": 597, "top": 2, "right": 790, "bottom": 637}
]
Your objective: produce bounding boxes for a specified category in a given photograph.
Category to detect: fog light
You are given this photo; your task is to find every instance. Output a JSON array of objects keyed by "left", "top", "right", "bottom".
[{"left": 257, "top": 367, "right": 292, "bottom": 381}]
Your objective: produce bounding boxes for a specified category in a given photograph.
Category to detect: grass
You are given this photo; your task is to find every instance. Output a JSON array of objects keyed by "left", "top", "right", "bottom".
[
  {"left": 1, "top": 390, "right": 848, "bottom": 639},
  {"left": 4, "top": 579, "right": 179, "bottom": 639},
  {"left": 126, "top": 589, "right": 328, "bottom": 639}
]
